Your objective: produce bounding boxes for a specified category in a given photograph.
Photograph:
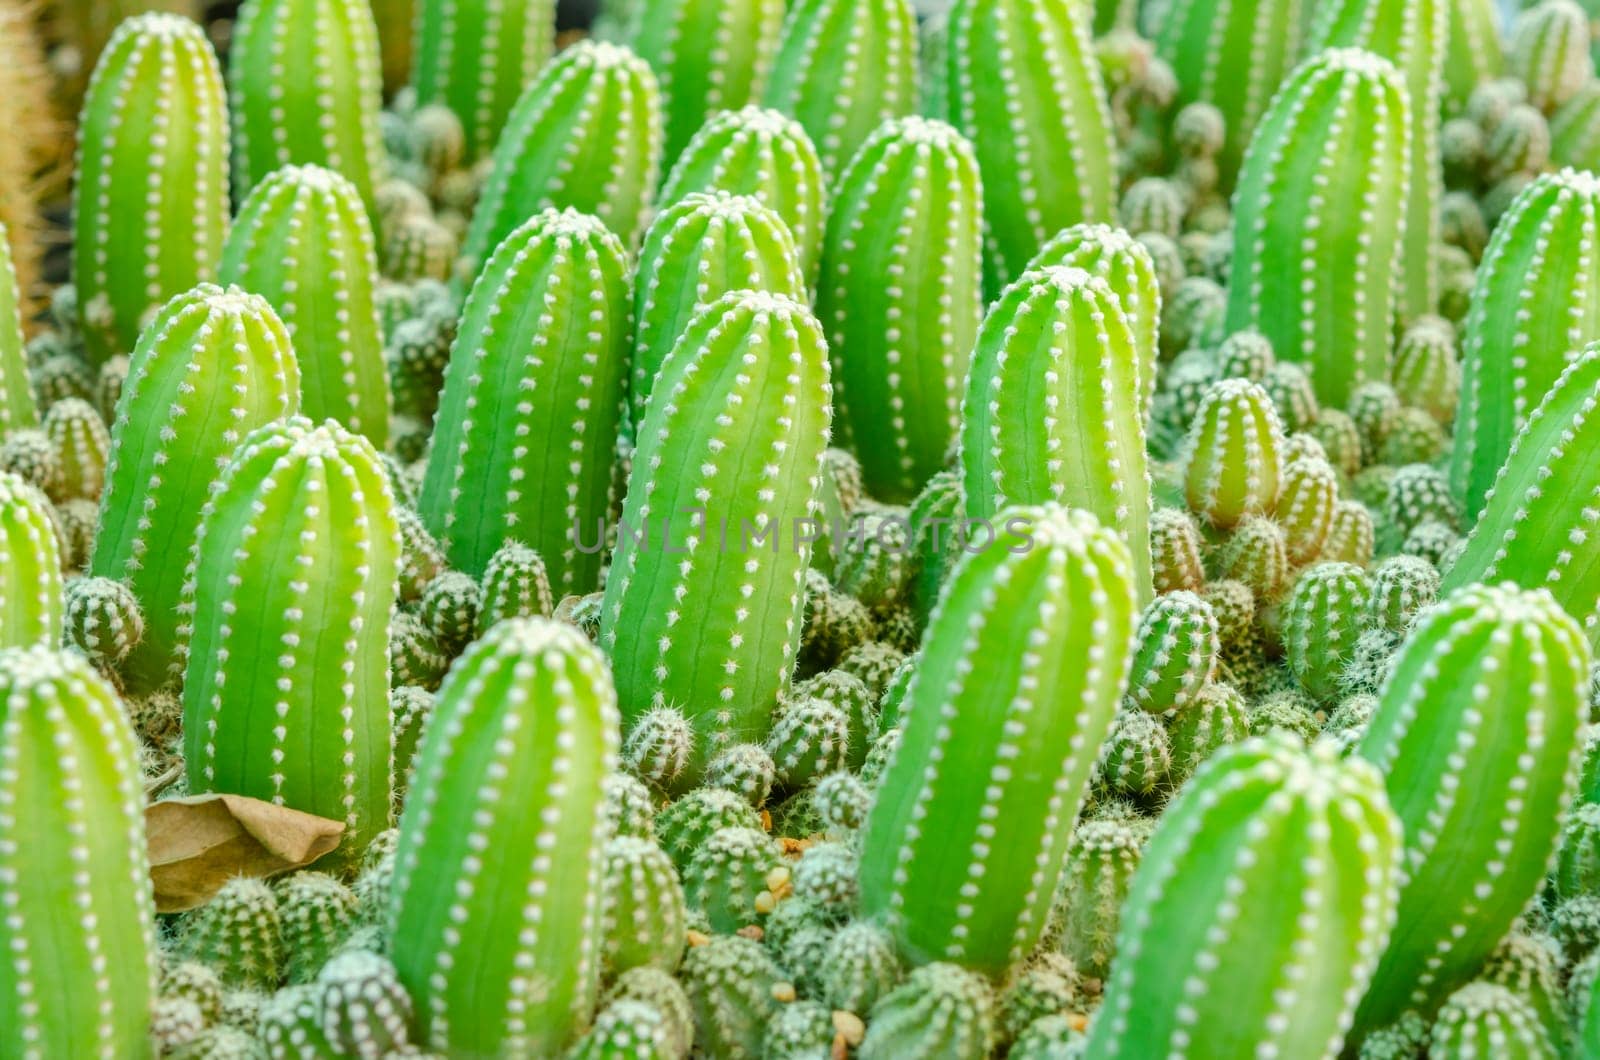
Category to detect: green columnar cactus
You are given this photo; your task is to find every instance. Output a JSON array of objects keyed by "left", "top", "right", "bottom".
[
  {"left": 219, "top": 165, "right": 389, "bottom": 446},
  {"left": 621, "top": 0, "right": 786, "bottom": 164},
  {"left": 390, "top": 618, "right": 618, "bottom": 1056},
  {"left": 92, "top": 285, "right": 300, "bottom": 694},
  {"left": 0, "top": 227, "right": 37, "bottom": 433},
  {"left": 1308, "top": 0, "right": 1447, "bottom": 323},
  {"left": 1353, "top": 583, "right": 1589, "bottom": 1033},
  {"left": 601, "top": 291, "right": 831, "bottom": 785},
  {"left": 461, "top": 41, "right": 663, "bottom": 277},
  {"left": 228, "top": 0, "right": 387, "bottom": 213},
  {"left": 1443, "top": 0, "right": 1503, "bottom": 111},
  {"left": 1182, "top": 378, "right": 1284, "bottom": 530},
  {"left": 1085, "top": 736, "right": 1402, "bottom": 1057},
  {"left": 1027, "top": 225, "right": 1163, "bottom": 422},
  {"left": 0, "top": 646, "right": 157, "bottom": 1056},
  {"left": 943, "top": 0, "right": 1117, "bottom": 292},
  {"left": 1443, "top": 347, "right": 1600, "bottom": 647},
  {"left": 1282, "top": 562, "right": 1371, "bottom": 703},
  {"left": 418, "top": 209, "right": 630, "bottom": 594},
  {"left": 72, "top": 13, "right": 229, "bottom": 368},
  {"left": 1448, "top": 170, "right": 1600, "bottom": 521},
  {"left": 960, "top": 267, "right": 1152, "bottom": 604},
  {"left": 1056, "top": 817, "right": 1147, "bottom": 981},
  {"left": 657, "top": 107, "right": 826, "bottom": 280},
  {"left": 409, "top": 0, "right": 556, "bottom": 162},
  {"left": 1225, "top": 49, "right": 1410, "bottom": 408},
  {"left": 817, "top": 117, "right": 982, "bottom": 502},
  {"left": 632, "top": 192, "right": 806, "bottom": 430},
  {"left": 762, "top": 0, "right": 919, "bottom": 180},
  {"left": 1153, "top": 0, "right": 1305, "bottom": 188},
  {"left": 859, "top": 505, "right": 1136, "bottom": 974},
  {"left": 1509, "top": 0, "right": 1594, "bottom": 114},
  {"left": 0, "top": 472, "right": 62, "bottom": 648},
  {"left": 180, "top": 418, "right": 399, "bottom": 850}
]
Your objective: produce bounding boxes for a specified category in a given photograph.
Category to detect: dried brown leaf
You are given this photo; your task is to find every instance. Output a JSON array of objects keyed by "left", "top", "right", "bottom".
[{"left": 146, "top": 794, "right": 344, "bottom": 912}]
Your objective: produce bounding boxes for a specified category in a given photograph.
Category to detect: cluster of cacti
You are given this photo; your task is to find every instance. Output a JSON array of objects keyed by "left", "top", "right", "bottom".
[{"left": 18, "top": 0, "right": 1600, "bottom": 1055}]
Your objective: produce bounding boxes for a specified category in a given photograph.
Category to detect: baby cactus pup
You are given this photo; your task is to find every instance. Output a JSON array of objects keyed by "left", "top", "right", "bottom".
[
  {"left": 1354, "top": 583, "right": 1590, "bottom": 1033},
  {"left": 72, "top": 13, "right": 229, "bottom": 367},
  {"left": 228, "top": 0, "right": 387, "bottom": 213},
  {"left": 1283, "top": 562, "right": 1371, "bottom": 704},
  {"left": 1508, "top": 0, "right": 1594, "bottom": 114},
  {"left": 859, "top": 505, "right": 1136, "bottom": 974},
  {"left": 817, "top": 117, "right": 982, "bottom": 502},
  {"left": 761, "top": 0, "right": 919, "bottom": 179},
  {"left": 62, "top": 576, "right": 143, "bottom": 670},
  {"left": 631, "top": 192, "right": 806, "bottom": 430},
  {"left": 181, "top": 418, "right": 399, "bottom": 851},
  {"left": 1153, "top": 0, "right": 1305, "bottom": 188},
  {"left": 601, "top": 291, "right": 831, "bottom": 785},
  {"left": 462, "top": 41, "right": 663, "bottom": 277},
  {"left": 91, "top": 285, "right": 300, "bottom": 695},
  {"left": 1443, "top": 0, "right": 1503, "bottom": 111},
  {"left": 418, "top": 209, "right": 631, "bottom": 593},
  {"left": 600, "top": 835, "right": 688, "bottom": 975},
  {"left": 960, "top": 266, "right": 1152, "bottom": 604},
  {"left": 408, "top": 0, "right": 556, "bottom": 162},
  {"left": 1428, "top": 981, "right": 1557, "bottom": 1059},
  {"left": 1448, "top": 169, "right": 1600, "bottom": 521},
  {"left": 0, "top": 227, "right": 37, "bottom": 432},
  {"left": 657, "top": 106, "right": 826, "bottom": 280},
  {"left": 1307, "top": 0, "right": 1447, "bottom": 322},
  {"left": 621, "top": 0, "right": 786, "bottom": 164},
  {"left": 390, "top": 618, "right": 618, "bottom": 1056},
  {"left": 943, "top": 0, "right": 1116, "bottom": 292},
  {"left": 1225, "top": 49, "right": 1411, "bottom": 408},
  {"left": 1125, "top": 590, "right": 1218, "bottom": 716},
  {"left": 1085, "top": 736, "right": 1402, "bottom": 1058},
  {"left": 858, "top": 962, "right": 996, "bottom": 1059},
  {"left": 0, "top": 472, "right": 62, "bottom": 649},
  {"left": 1182, "top": 378, "right": 1284, "bottom": 530},
  {"left": 1444, "top": 347, "right": 1600, "bottom": 647},
  {"left": 0, "top": 646, "right": 158, "bottom": 1057},
  {"left": 220, "top": 164, "right": 389, "bottom": 446},
  {"left": 476, "top": 540, "right": 554, "bottom": 631}
]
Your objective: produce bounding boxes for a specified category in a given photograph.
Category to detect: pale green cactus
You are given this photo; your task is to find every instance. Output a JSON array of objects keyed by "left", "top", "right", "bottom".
[
  {"left": 0, "top": 646, "right": 158, "bottom": 1057},
  {"left": 656, "top": 106, "right": 826, "bottom": 281},
  {"left": 228, "top": 0, "right": 387, "bottom": 213},
  {"left": 0, "top": 226, "right": 37, "bottom": 433},
  {"left": 1084, "top": 736, "right": 1402, "bottom": 1058},
  {"left": 631, "top": 192, "right": 806, "bottom": 431},
  {"left": 1153, "top": 0, "right": 1306, "bottom": 188},
  {"left": 943, "top": 0, "right": 1117, "bottom": 292},
  {"left": 91, "top": 285, "right": 300, "bottom": 694},
  {"left": 1509, "top": 0, "right": 1594, "bottom": 114},
  {"left": 219, "top": 164, "right": 390, "bottom": 446},
  {"left": 1307, "top": 0, "right": 1447, "bottom": 322},
  {"left": 408, "top": 0, "right": 556, "bottom": 162},
  {"left": 0, "top": 472, "right": 63, "bottom": 649},
  {"left": 72, "top": 13, "right": 229, "bottom": 367},
  {"left": 601, "top": 291, "right": 831, "bottom": 786},
  {"left": 180, "top": 417, "right": 399, "bottom": 852},
  {"left": 621, "top": 0, "right": 786, "bottom": 164},
  {"left": 959, "top": 267, "right": 1153, "bottom": 604},
  {"left": 859, "top": 505, "right": 1136, "bottom": 974},
  {"left": 1448, "top": 169, "right": 1600, "bottom": 521},
  {"left": 1444, "top": 347, "right": 1600, "bottom": 649},
  {"left": 761, "top": 0, "right": 919, "bottom": 180},
  {"left": 816, "top": 117, "right": 982, "bottom": 503},
  {"left": 461, "top": 41, "right": 663, "bottom": 277},
  {"left": 1353, "top": 583, "right": 1590, "bottom": 1034},
  {"left": 418, "top": 209, "right": 631, "bottom": 595},
  {"left": 389, "top": 617, "right": 617, "bottom": 1056},
  {"left": 1282, "top": 562, "right": 1371, "bottom": 703},
  {"left": 1182, "top": 378, "right": 1285, "bottom": 530},
  {"left": 1225, "top": 48, "right": 1411, "bottom": 408},
  {"left": 1443, "top": 0, "right": 1504, "bottom": 111}
]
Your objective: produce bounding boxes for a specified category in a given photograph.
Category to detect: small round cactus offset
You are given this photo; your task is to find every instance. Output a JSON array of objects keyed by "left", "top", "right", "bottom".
[
  {"left": 1084, "top": 736, "right": 1402, "bottom": 1058},
  {"left": 1182, "top": 378, "right": 1284, "bottom": 530},
  {"left": 181, "top": 417, "right": 399, "bottom": 853},
  {"left": 0, "top": 646, "right": 158, "bottom": 1057},
  {"left": 72, "top": 13, "right": 230, "bottom": 367},
  {"left": 859, "top": 505, "right": 1136, "bottom": 974},
  {"left": 389, "top": 618, "right": 619, "bottom": 1056},
  {"left": 418, "top": 209, "right": 631, "bottom": 595},
  {"left": 1225, "top": 48, "right": 1411, "bottom": 408},
  {"left": 818, "top": 117, "right": 982, "bottom": 503},
  {"left": 227, "top": 0, "right": 388, "bottom": 213}
]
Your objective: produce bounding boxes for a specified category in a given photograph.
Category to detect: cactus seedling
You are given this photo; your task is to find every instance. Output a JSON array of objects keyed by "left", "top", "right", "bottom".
[
  {"left": 389, "top": 618, "right": 618, "bottom": 1056},
  {"left": 859, "top": 506, "right": 1136, "bottom": 974},
  {"left": 418, "top": 209, "right": 631, "bottom": 594},
  {"left": 181, "top": 418, "right": 399, "bottom": 853},
  {"left": 72, "top": 13, "right": 229, "bottom": 367}
]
